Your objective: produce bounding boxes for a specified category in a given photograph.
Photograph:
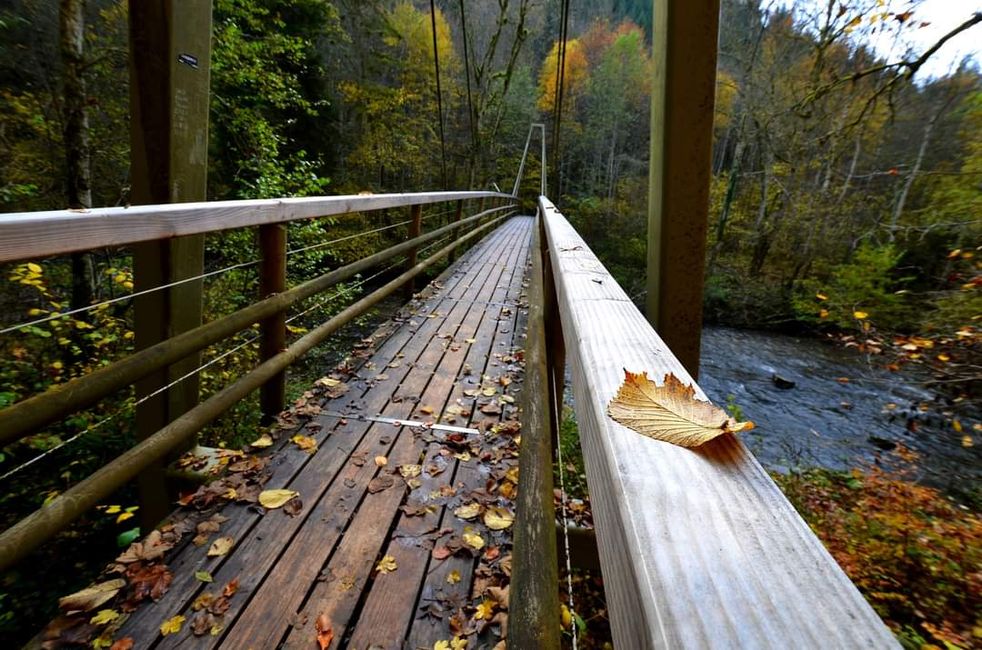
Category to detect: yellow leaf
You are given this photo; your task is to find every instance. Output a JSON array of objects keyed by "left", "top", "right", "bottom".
[
  {"left": 376, "top": 555, "right": 398, "bottom": 574},
  {"left": 454, "top": 503, "right": 481, "bottom": 520},
  {"left": 316, "top": 376, "right": 340, "bottom": 387},
  {"left": 446, "top": 570, "right": 461, "bottom": 585},
  {"left": 160, "top": 614, "right": 185, "bottom": 636},
  {"left": 419, "top": 405, "right": 435, "bottom": 415},
  {"left": 375, "top": 455, "right": 388, "bottom": 467},
  {"left": 291, "top": 434, "right": 318, "bottom": 454},
  {"left": 953, "top": 419, "right": 963, "bottom": 433},
  {"left": 483, "top": 506, "right": 514, "bottom": 530},
  {"left": 116, "top": 512, "right": 134, "bottom": 524},
  {"left": 90, "top": 609, "right": 120, "bottom": 625},
  {"left": 399, "top": 464, "right": 422, "bottom": 479},
  {"left": 250, "top": 434, "right": 274, "bottom": 448},
  {"left": 27, "top": 262, "right": 42, "bottom": 274},
  {"left": 819, "top": 308, "right": 829, "bottom": 319},
  {"left": 462, "top": 530, "right": 485, "bottom": 550},
  {"left": 561, "top": 604, "right": 572, "bottom": 629},
  {"left": 962, "top": 435, "right": 974, "bottom": 448},
  {"left": 853, "top": 311, "right": 868, "bottom": 320},
  {"left": 105, "top": 505, "right": 122, "bottom": 515},
  {"left": 258, "top": 489, "right": 299, "bottom": 509},
  {"left": 450, "top": 637, "right": 467, "bottom": 650},
  {"left": 434, "top": 642, "right": 450, "bottom": 650},
  {"left": 474, "top": 599, "right": 495, "bottom": 620},
  {"left": 607, "top": 371, "right": 754, "bottom": 448},
  {"left": 815, "top": 292, "right": 828, "bottom": 301},
  {"left": 207, "top": 536, "right": 234, "bottom": 557}
]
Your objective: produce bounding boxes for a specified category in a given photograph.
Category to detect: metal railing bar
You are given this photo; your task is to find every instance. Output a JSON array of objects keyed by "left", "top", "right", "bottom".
[
  {"left": 0, "top": 190, "right": 515, "bottom": 264},
  {"left": 0, "top": 205, "right": 514, "bottom": 447},
  {"left": 0, "top": 213, "right": 509, "bottom": 571}
]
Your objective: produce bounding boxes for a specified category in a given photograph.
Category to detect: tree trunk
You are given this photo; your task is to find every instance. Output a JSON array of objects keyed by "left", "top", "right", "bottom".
[
  {"left": 60, "top": 0, "right": 94, "bottom": 310},
  {"left": 837, "top": 132, "right": 862, "bottom": 204},
  {"left": 891, "top": 97, "right": 949, "bottom": 238}
]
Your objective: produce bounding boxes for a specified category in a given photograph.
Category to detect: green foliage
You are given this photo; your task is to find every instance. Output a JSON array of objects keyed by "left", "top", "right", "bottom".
[
  {"left": 792, "top": 244, "right": 910, "bottom": 331},
  {"left": 775, "top": 451, "right": 981, "bottom": 649}
]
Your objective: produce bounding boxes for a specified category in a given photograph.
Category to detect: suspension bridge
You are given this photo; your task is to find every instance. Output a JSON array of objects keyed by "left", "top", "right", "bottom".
[{"left": 0, "top": 2, "right": 901, "bottom": 649}]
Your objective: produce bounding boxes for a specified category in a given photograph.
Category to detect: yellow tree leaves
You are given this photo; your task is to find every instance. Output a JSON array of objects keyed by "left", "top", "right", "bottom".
[
  {"left": 607, "top": 371, "right": 754, "bottom": 448},
  {"left": 537, "top": 39, "right": 589, "bottom": 114}
]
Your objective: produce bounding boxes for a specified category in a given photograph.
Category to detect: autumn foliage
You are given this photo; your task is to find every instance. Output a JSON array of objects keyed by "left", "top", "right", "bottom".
[{"left": 776, "top": 448, "right": 981, "bottom": 649}]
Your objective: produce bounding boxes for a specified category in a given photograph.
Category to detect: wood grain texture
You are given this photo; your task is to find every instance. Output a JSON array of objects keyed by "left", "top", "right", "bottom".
[
  {"left": 0, "top": 191, "right": 514, "bottom": 263},
  {"left": 540, "top": 197, "right": 900, "bottom": 649}
]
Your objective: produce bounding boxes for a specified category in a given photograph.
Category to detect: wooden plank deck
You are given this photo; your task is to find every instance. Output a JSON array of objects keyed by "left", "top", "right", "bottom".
[{"left": 59, "top": 217, "right": 533, "bottom": 649}]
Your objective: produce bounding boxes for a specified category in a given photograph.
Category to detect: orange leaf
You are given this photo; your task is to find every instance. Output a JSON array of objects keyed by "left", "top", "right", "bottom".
[
  {"left": 607, "top": 371, "right": 754, "bottom": 448},
  {"left": 315, "top": 613, "right": 334, "bottom": 650}
]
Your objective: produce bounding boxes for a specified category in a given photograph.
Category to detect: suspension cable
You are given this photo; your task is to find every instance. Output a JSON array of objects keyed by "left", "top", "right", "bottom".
[
  {"left": 458, "top": 0, "right": 479, "bottom": 155},
  {"left": 553, "top": 0, "right": 571, "bottom": 196},
  {"left": 429, "top": 0, "right": 449, "bottom": 189}
]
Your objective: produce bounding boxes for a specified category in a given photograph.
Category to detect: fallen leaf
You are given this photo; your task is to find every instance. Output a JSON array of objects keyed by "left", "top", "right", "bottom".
[
  {"left": 284, "top": 498, "right": 303, "bottom": 517},
  {"left": 223, "top": 578, "right": 240, "bottom": 598},
  {"left": 250, "top": 434, "right": 274, "bottom": 448},
  {"left": 454, "top": 502, "right": 481, "bottom": 520},
  {"left": 368, "top": 475, "right": 395, "bottom": 493},
  {"left": 192, "top": 592, "right": 215, "bottom": 611},
  {"left": 259, "top": 489, "right": 299, "bottom": 509},
  {"left": 375, "top": 455, "right": 388, "bottom": 467},
  {"left": 432, "top": 545, "right": 452, "bottom": 560},
  {"left": 190, "top": 612, "right": 213, "bottom": 637},
  {"left": 446, "top": 570, "right": 461, "bottom": 585},
  {"left": 110, "top": 638, "right": 134, "bottom": 650},
  {"left": 292, "top": 434, "right": 318, "bottom": 453},
  {"left": 207, "top": 536, "right": 234, "bottom": 557},
  {"left": 160, "top": 614, "right": 185, "bottom": 636},
  {"left": 376, "top": 555, "right": 398, "bottom": 574},
  {"left": 483, "top": 506, "right": 514, "bottom": 530},
  {"left": 399, "top": 464, "right": 422, "bottom": 479},
  {"left": 607, "top": 371, "right": 754, "bottom": 448},
  {"left": 853, "top": 310, "right": 868, "bottom": 319},
  {"left": 90, "top": 609, "right": 119, "bottom": 626},
  {"left": 450, "top": 638, "right": 467, "bottom": 650},
  {"left": 315, "top": 613, "right": 334, "bottom": 650},
  {"left": 194, "top": 571, "right": 213, "bottom": 583},
  {"left": 462, "top": 531, "right": 485, "bottom": 550},
  {"left": 420, "top": 405, "right": 435, "bottom": 415},
  {"left": 434, "top": 641, "right": 450, "bottom": 650},
  {"left": 474, "top": 599, "right": 495, "bottom": 620},
  {"left": 316, "top": 377, "right": 340, "bottom": 388},
  {"left": 59, "top": 579, "right": 126, "bottom": 613}
]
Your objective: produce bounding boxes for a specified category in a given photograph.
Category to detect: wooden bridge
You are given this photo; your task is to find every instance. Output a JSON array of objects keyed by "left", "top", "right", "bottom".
[{"left": 0, "top": 3, "right": 902, "bottom": 648}]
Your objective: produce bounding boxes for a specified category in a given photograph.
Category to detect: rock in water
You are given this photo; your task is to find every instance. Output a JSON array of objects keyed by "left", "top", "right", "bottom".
[{"left": 771, "top": 373, "right": 796, "bottom": 389}]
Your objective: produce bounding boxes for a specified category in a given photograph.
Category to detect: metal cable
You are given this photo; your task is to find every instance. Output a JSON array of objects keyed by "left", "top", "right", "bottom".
[
  {"left": 429, "top": 0, "right": 449, "bottom": 189},
  {"left": 0, "top": 258, "right": 259, "bottom": 335},
  {"left": 285, "top": 219, "right": 413, "bottom": 257},
  {"left": 553, "top": 377, "right": 579, "bottom": 649}
]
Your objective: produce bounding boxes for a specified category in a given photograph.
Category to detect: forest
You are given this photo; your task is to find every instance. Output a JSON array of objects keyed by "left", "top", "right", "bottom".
[{"left": 0, "top": 0, "right": 979, "bottom": 647}]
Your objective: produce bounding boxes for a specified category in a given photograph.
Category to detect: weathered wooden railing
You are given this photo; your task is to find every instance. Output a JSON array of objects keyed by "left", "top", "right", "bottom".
[
  {"left": 518, "top": 196, "right": 900, "bottom": 648},
  {"left": 0, "top": 190, "right": 516, "bottom": 570}
]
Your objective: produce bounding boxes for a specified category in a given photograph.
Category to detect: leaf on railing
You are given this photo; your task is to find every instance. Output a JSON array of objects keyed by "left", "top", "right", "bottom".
[{"left": 607, "top": 371, "right": 754, "bottom": 448}]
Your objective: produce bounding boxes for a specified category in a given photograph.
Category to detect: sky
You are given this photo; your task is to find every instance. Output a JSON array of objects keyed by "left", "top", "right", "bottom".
[{"left": 781, "top": 0, "right": 982, "bottom": 79}]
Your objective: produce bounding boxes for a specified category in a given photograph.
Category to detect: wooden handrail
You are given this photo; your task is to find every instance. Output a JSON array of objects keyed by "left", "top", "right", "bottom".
[
  {"left": 0, "top": 190, "right": 513, "bottom": 263},
  {"left": 0, "top": 206, "right": 514, "bottom": 447},
  {"left": 0, "top": 213, "right": 512, "bottom": 572},
  {"left": 539, "top": 196, "right": 899, "bottom": 648}
]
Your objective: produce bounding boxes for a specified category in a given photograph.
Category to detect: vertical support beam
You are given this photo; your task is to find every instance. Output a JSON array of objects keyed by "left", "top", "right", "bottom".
[
  {"left": 259, "top": 224, "right": 287, "bottom": 423},
  {"left": 510, "top": 214, "right": 560, "bottom": 650},
  {"left": 130, "top": 0, "right": 212, "bottom": 528},
  {"left": 448, "top": 199, "right": 463, "bottom": 263},
  {"left": 404, "top": 204, "right": 423, "bottom": 299},
  {"left": 646, "top": 0, "right": 719, "bottom": 378}
]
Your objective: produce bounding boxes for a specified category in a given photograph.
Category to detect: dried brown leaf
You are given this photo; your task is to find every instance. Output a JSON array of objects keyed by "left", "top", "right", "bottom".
[{"left": 607, "top": 371, "right": 754, "bottom": 447}]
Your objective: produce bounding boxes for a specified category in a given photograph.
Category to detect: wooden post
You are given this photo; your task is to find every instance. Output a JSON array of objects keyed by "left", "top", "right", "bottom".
[
  {"left": 259, "top": 224, "right": 287, "bottom": 423},
  {"left": 540, "top": 210, "right": 565, "bottom": 451},
  {"left": 404, "top": 204, "right": 423, "bottom": 299},
  {"left": 130, "top": 0, "right": 212, "bottom": 528},
  {"left": 447, "top": 199, "right": 463, "bottom": 263},
  {"left": 510, "top": 215, "right": 561, "bottom": 650},
  {"left": 645, "top": 0, "right": 719, "bottom": 378}
]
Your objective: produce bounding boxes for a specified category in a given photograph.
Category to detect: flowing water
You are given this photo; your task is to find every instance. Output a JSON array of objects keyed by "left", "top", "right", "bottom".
[{"left": 699, "top": 326, "right": 980, "bottom": 500}]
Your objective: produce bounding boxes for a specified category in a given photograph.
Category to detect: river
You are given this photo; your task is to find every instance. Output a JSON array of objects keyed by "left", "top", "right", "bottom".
[{"left": 699, "top": 326, "right": 980, "bottom": 501}]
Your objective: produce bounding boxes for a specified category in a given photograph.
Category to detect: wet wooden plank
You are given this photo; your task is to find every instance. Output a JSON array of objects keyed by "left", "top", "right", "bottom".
[
  {"left": 114, "top": 218, "right": 530, "bottom": 648},
  {"left": 346, "top": 220, "right": 531, "bottom": 649}
]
